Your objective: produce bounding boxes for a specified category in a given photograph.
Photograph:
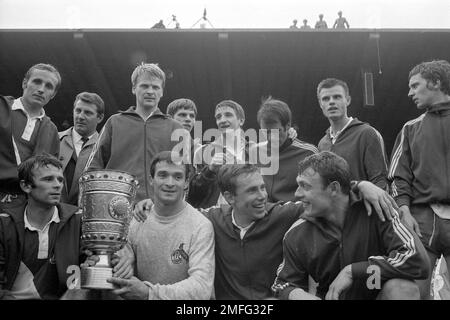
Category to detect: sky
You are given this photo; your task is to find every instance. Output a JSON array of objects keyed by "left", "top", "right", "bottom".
[{"left": 0, "top": 0, "right": 449, "bottom": 29}]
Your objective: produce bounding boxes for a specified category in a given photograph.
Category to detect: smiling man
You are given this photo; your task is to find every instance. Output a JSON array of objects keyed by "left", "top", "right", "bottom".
[
  {"left": 0, "top": 63, "right": 61, "bottom": 210},
  {"left": 188, "top": 100, "right": 256, "bottom": 208},
  {"left": 0, "top": 154, "right": 82, "bottom": 300},
  {"left": 58, "top": 92, "right": 104, "bottom": 205},
  {"left": 85, "top": 63, "right": 185, "bottom": 202},
  {"left": 107, "top": 151, "right": 215, "bottom": 300},
  {"left": 273, "top": 151, "right": 429, "bottom": 300},
  {"left": 135, "top": 161, "right": 400, "bottom": 300},
  {"left": 317, "top": 78, "right": 389, "bottom": 190},
  {"left": 388, "top": 59, "right": 450, "bottom": 299}
]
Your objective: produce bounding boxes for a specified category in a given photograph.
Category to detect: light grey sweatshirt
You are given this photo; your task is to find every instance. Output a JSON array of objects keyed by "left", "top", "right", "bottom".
[{"left": 128, "top": 203, "right": 215, "bottom": 300}]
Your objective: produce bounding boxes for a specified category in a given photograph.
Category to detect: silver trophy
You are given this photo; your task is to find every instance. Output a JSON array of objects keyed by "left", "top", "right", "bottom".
[{"left": 79, "top": 170, "right": 138, "bottom": 289}]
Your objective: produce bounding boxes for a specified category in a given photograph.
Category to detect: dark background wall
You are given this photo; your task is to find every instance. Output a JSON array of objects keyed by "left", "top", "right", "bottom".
[{"left": 1, "top": 29, "right": 449, "bottom": 157}]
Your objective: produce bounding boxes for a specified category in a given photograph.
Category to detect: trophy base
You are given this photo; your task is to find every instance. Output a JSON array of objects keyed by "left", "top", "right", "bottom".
[{"left": 81, "top": 266, "right": 115, "bottom": 290}]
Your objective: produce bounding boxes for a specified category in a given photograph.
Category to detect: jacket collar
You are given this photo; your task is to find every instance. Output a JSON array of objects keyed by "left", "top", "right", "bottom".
[
  {"left": 301, "top": 191, "right": 363, "bottom": 238},
  {"left": 58, "top": 127, "right": 73, "bottom": 139},
  {"left": 427, "top": 101, "right": 450, "bottom": 114},
  {"left": 325, "top": 117, "right": 365, "bottom": 135},
  {"left": 119, "top": 106, "right": 168, "bottom": 119},
  {"left": 4, "top": 202, "right": 79, "bottom": 227}
]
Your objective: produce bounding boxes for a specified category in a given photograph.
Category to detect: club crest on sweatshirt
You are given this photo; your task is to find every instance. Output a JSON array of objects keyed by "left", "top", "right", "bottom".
[{"left": 171, "top": 243, "right": 189, "bottom": 264}]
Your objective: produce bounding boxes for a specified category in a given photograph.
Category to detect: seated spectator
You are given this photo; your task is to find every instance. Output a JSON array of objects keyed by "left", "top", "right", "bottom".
[
  {"left": 151, "top": 20, "right": 166, "bottom": 29},
  {"left": 300, "top": 19, "right": 311, "bottom": 29},
  {"left": 315, "top": 14, "right": 328, "bottom": 29},
  {"left": 290, "top": 19, "right": 298, "bottom": 29}
]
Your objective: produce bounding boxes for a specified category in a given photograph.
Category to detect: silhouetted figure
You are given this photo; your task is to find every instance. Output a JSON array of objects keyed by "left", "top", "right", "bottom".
[
  {"left": 300, "top": 19, "right": 311, "bottom": 29},
  {"left": 333, "top": 11, "right": 349, "bottom": 29},
  {"left": 290, "top": 19, "right": 298, "bottom": 29},
  {"left": 151, "top": 20, "right": 166, "bottom": 29},
  {"left": 315, "top": 14, "right": 328, "bottom": 29}
]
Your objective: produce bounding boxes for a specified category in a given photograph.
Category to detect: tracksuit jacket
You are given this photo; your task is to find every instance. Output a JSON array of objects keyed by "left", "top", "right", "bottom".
[
  {"left": 85, "top": 107, "right": 183, "bottom": 202},
  {"left": 0, "top": 202, "right": 82, "bottom": 297},
  {"left": 0, "top": 95, "right": 59, "bottom": 193},
  {"left": 272, "top": 194, "right": 430, "bottom": 300},
  {"left": 388, "top": 102, "right": 450, "bottom": 208},
  {"left": 318, "top": 118, "right": 389, "bottom": 190},
  {"left": 201, "top": 202, "right": 304, "bottom": 299},
  {"left": 255, "top": 138, "right": 318, "bottom": 202}
]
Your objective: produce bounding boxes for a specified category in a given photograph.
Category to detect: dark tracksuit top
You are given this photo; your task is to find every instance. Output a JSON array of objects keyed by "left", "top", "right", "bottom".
[
  {"left": 0, "top": 202, "right": 82, "bottom": 297},
  {"left": 255, "top": 138, "right": 318, "bottom": 203},
  {"left": 272, "top": 195, "right": 430, "bottom": 300},
  {"left": 85, "top": 107, "right": 183, "bottom": 202},
  {"left": 388, "top": 102, "right": 450, "bottom": 208},
  {"left": 201, "top": 202, "right": 305, "bottom": 300},
  {"left": 318, "top": 118, "right": 389, "bottom": 190}
]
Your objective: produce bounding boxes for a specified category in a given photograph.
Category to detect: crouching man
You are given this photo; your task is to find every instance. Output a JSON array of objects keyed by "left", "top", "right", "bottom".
[
  {"left": 272, "top": 151, "right": 430, "bottom": 300},
  {"left": 0, "top": 154, "right": 82, "bottom": 299}
]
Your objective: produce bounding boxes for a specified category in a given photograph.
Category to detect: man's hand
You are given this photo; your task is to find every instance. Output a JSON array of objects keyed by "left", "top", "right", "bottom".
[
  {"left": 288, "top": 288, "right": 321, "bottom": 300},
  {"left": 399, "top": 205, "right": 422, "bottom": 237},
  {"left": 80, "top": 249, "right": 99, "bottom": 268},
  {"left": 287, "top": 127, "right": 298, "bottom": 140},
  {"left": 133, "top": 199, "right": 153, "bottom": 222},
  {"left": 107, "top": 276, "right": 149, "bottom": 300},
  {"left": 325, "top": 265, "right": 353, "bottom": 300},
  {"left": 357, "top": 181, "right": 398, "bottom": 222},
  {"left": 111, "top": 244, "right": 135, "bottom": 279}
]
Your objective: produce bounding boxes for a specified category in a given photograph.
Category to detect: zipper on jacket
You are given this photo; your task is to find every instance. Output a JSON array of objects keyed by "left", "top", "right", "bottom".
[
  {"left": 441, "top": 115, "right": 450, "bottom": 199},
  {"left": 144, "top": 119, "right": 149, "bottom": 198}
]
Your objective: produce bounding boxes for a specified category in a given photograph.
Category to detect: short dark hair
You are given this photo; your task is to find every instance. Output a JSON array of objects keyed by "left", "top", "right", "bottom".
[
  {"left": 149, "top": 151, "right": 193, "bottom": 181},
  {"left": 74, "top": 91, "right": 105, "bottom": 116},
  {"left": 167, "top": 98, "right": 198, "bottom": 117},
  {"left": 24, "top": 63, "right": 62, "bottom": 92},
  {"left": 217, "top": 164, "right": 260, "bottom": 195},
  {"left": 316, "top": 78, "right": 350, "bottom": 100},
  {"left": 215, "top": 100, "right": 245, "bottom": 122},
  {"left": 298, "top": 151, "right": 351, "bottom": 195},
  {"left": 257, "top": 96, "right": 292, "bottom": 127},
  {"left": 409, "top": 60, "right": 450, "bottom": 95},
  {"left": 18, "top": 153, "right": 63, "bottom": 186}
]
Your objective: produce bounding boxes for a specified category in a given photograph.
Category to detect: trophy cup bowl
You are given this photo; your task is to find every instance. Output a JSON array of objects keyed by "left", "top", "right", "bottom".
[{"left": 79, "top": 170, "right": 139, "bottom": 289}]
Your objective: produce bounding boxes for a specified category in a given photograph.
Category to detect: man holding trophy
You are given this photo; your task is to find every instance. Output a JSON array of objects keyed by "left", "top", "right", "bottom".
[
  {"left": 0, "top": 153, "right": 138, "bottom": 299},
  {"left": 106, "top": 151, "right": 215, "bottom": 300}
]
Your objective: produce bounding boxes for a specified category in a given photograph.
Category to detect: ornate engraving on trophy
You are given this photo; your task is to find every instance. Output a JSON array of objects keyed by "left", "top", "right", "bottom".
[{"left": 79, "top": 170, "right": 138, "bottom": 289}]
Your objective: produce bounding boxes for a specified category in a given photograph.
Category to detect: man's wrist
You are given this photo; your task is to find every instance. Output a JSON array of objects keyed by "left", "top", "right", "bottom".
[{"left": 350, "top": 180, "right": 363, "bottom": 193}]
